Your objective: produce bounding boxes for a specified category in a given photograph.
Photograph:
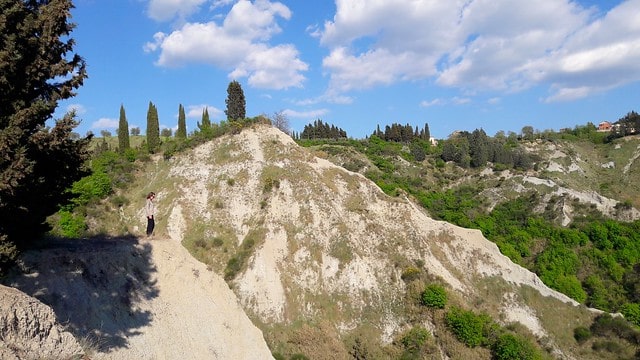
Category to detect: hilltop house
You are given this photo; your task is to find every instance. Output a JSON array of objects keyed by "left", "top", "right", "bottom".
[{"left": 598, "top": 121, "right": 613, "bottom": 132}]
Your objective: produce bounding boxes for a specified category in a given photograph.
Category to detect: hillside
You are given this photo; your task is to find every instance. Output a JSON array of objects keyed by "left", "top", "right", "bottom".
[{"left": 3, "top": 124, "right": 639, "bottom": 359}]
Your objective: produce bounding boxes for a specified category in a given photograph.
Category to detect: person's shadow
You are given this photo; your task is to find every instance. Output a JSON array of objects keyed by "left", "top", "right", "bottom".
[{"left": 3, "top": 235, "right": 158, "bottom": 353}]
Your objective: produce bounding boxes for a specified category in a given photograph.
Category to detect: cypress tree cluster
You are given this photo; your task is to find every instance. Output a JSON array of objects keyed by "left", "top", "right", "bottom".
[
  {"left": 299, "top": 119, "right": 347, "bottom": 140},
  {"left": 198, "top": 107, "right": 211, "bottom": 131}
]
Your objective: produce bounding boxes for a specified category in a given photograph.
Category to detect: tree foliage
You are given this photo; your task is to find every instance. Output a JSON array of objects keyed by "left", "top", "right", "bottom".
[
  {"left": 146, "top": 101, "right": 160, "bottom": 153},
  {"left": 117, "top": 104, "right": 130, "bottom": 153},
  {"left": 372, "top": 122, "right": 431, "bottom": 143},
  {"left": 299, "top": 119, "right": 347, "bottom": 140},
  {"left": 421, "top": 284, "right": 448, "bottom": 309},
  {"left": 176, "top": 103, "right": 187, "bottom": 139},
  {"left": 225, "top": 80, "right": 246, "bottom": 121},
  {"left": 0, "top": 0, "right": 90, "bottom": 272},
  {"left": 198, "top": 107, "right": 211, "bottom": 131}
]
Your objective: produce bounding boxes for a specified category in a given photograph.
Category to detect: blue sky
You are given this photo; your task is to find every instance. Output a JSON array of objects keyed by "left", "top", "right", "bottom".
[{"left": 56, "top": 0, "right": 640, "bottom": 139}]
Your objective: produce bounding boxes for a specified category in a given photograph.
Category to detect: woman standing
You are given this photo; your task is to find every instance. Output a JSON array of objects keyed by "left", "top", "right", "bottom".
[{"left": 145, "top": 192, "right": 156, "bottom": 237}]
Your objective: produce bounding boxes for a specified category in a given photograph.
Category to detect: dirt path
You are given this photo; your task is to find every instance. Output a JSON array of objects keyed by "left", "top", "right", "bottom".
[
  {"left": 6, "top": 236, "right": 274, "bottom": 360},
  {"left": 94, "top": 237, "right": 274, "bottom": 360}
]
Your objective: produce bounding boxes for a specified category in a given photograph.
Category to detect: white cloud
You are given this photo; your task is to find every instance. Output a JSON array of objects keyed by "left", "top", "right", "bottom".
[
  {"left": 66, "top": 103, "right": 86, "bottom": 115},
  {"left": 230, "top": 44, "right": 308, "bottom": 89},
  {"left": 282, "top": 108, "right": 329, "bottom": 119},
  {"left": 91, "top": 118, "right": 118, "bottom": 130},
  {"left": 319, "top": 0, "right": 640, "bottom": 102},
  {"left": 419, "top": 96, "right": 470, "bottom": 107},
  {"left": 211, "top": 0, "right": 235, "bottom": 10},
  {"left": 419, "top": 99, "right": 444, "bottom": 108},
  {"left": 145, "top": 0, "right": 306, "bottom": 89},
  {"left": 147, "top": 0, "right": 207, "bottom": 22},
  {"left": 186, "top": 104, "right": 223, "bottom": 118}
]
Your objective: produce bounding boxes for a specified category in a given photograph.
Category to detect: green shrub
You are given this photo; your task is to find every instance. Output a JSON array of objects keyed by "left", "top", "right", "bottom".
[
  {"left": 263, "top": 176, "right": 280, "bottom": 193},
  {"left": 123, "top": 147, "right": 137, "bottom": 162},
  {"left": 289, "top": 354, "right": 309, "bottom": 360},
  {"left": 401, "top": 267, "right": 421, "bottom": 282},
  {"left": 492, "top": 333, "right": 542, "bottom": 360},
  {"left": 400, "top": 326, "right": 430, "bottom": 358},
  {"left": 592, "top": 340, "right": 624, "bottom": 353},
  {"left": 620, "top": 303, "right": 640, "bottom": 327},
  {"left": 225, "top": 256, "right": 241, "bottom": 280},
  {"left": 110, "top": 195, "right": 129, "bottom": 208},
  {"left": 590, "top": 313, "right": 639, "bottom": 342},
  {"left": 71, "top": 171, "right": 112, "bottom": 206},
  {"left": 445, "top": 307, "right": 491, "bottom": 347},
  {"left": 574, "top": 326, "right": 592, "bottom": 344},
  {"left": 58, "top": 210, "right": 86, "bottom": 238},
  {"left": 421, "top": 284, "right": 447, "bottom": 309},
  {"left": 212, "top": 237, "right": 224, "bottom": 247}
]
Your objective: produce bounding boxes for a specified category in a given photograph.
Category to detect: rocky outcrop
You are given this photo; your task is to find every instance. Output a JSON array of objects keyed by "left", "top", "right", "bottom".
[{"left": 0, "top": 284, "right": 84, "bottom": 360}]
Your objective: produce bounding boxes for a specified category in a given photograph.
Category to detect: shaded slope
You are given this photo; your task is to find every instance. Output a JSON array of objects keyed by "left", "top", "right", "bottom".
[{"left": 5, "top": 236, "right": 273, "bottom": 360}]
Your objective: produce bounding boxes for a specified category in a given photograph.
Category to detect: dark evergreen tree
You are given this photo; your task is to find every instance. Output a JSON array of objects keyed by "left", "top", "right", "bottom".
[
  {"left": 146, "top": 101, "right": 160, "bottom": 153},
  {"left": 300, "top": 119, "right": 347, "bottom": 140},
  {"left": 423, "top": 123, "right": 431, "bottom": 141},
  {"left": 198, "top": 107, "right": 211, "bottom": 131},
  {"left": 176, "top": 104, "right": 187, "bottom": 139},
  {"left": 117, "top": 104, "right": 130, "bottom": 153},
  {"left": 225, "top": 80, "right": 246, "bottom": 121},
  {"left": 469, "top": 129, "right": 489, "bottom": 167},
  {"left": 0, "top": 0, "right": 91, "bottom": 271}
]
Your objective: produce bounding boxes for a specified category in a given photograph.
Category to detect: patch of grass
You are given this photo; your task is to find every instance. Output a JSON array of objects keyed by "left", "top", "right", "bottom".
[
  {"left": 224, "top": 228, "right": 266, "bottom": 280},
  {"left": 328, "top": 237, "right": 353, "bottom": 267},
  {"left": 261, "top": 166, "right": 284, "bottom": 193}
]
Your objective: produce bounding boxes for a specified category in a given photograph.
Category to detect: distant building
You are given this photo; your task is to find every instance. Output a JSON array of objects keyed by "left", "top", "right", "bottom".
[{"left": 598, "top": 121, "right": 612, "bottom": 132}]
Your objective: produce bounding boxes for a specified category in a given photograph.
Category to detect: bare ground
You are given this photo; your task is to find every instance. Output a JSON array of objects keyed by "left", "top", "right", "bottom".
[{"left": 5, "top": 236, "right": 273, "bottom": 360}]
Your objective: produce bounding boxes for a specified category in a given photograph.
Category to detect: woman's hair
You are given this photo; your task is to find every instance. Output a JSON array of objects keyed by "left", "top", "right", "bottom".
[{"left": 147, "top": 192, "right": 155, "bottom": 199}]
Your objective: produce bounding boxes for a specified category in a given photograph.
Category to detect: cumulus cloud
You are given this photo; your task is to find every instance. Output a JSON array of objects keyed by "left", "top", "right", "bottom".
[
  {"left": 65, "top": 103, "right": 87, "bottom": 115},
  {"left": 145, "top": 0, "right": 307, "bottom": 90},
  {"left": 186, "top": 104, "right": 223, "bottom": 118},
  {"left": 319, "top": 0, "right": 640, "bottom": 102},
  {"left": 147, "top": 0, "right": 207, "bottom": 22},
  {"left": 419, "top": 97, "right": 470, "bottom": 107},
  {"left": 282, "top": 108, "right": 329, "bottom": 119},
  {"left": 91, "top": 118, "right": 118, "bottom": 130}
]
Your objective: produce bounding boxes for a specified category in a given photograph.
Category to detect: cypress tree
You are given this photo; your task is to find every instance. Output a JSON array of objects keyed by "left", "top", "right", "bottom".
[
  {"left": 176, "top": 104, "right": 187, "bottom": 139},
  {"left": 117, "top": 104, "right": 130, "bottom": 153},
  {"left": 198, "top": 107, "right": 211, "bottom": 131},
  {"left": 423, "top": 123, "right": 431, "bottom": 141},
  {"left": 225, "top": 80, "right": 246, "bottom": 121},
  {"left": 146, "top": 101, "right": 160, "bottom": 153}
]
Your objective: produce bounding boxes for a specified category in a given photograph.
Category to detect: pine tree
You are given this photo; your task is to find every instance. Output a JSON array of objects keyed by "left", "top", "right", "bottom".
[
  {"left": 146, "top": 101, "right": 160, "bottom": 153},
  {"left": 225, "top": 80, "right": 246, "bottom": 121},
  {"left": 0, "top": 0, "right": 91, "bottom": 271},
  {"left": 176, "top": 104, "right": 187, "bottom": 139},
  {"left": 117, "top": 104, "right": 130, "bottom": 153}
]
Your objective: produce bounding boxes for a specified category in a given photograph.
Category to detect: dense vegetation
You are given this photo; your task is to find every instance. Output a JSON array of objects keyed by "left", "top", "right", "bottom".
[
  {"left": 0, "top": 0, "right": 91, "bottom": 275},
  {"left": 296, "top": 116, "right": 640, "bottom": 327}
]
